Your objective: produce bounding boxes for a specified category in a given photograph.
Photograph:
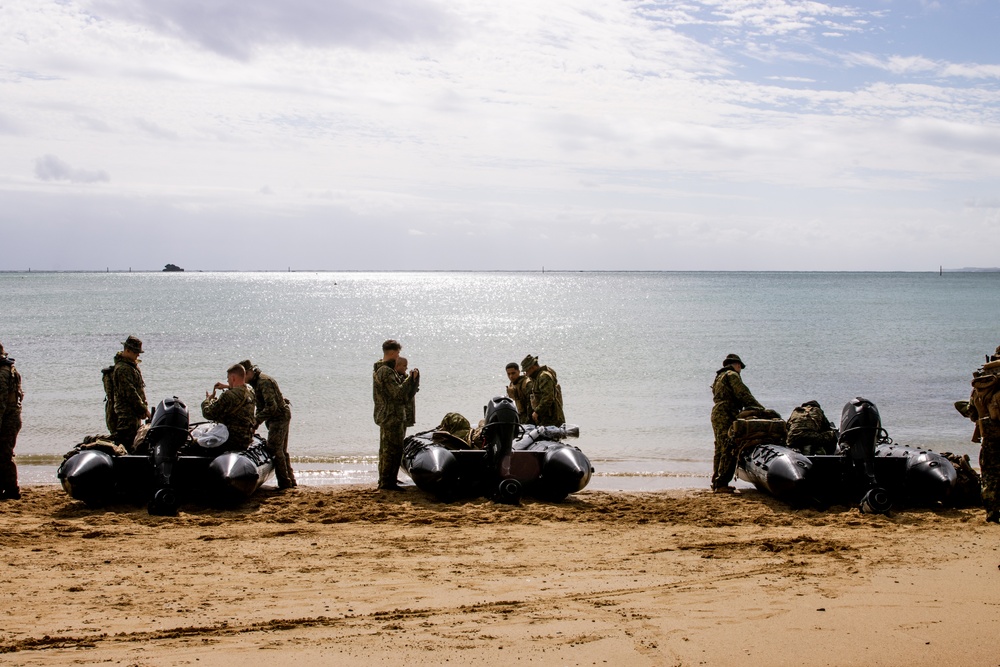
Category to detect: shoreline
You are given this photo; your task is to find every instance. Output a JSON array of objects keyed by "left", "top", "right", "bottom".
[
  {"left": 17, "top": 463, "right": 720, "bottom": 492},
  {"left": 1, "top": 485, "right": 996, "bottom": 666}
]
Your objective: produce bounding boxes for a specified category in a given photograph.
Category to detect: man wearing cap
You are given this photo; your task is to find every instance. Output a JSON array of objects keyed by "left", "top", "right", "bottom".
[
  {"left": 710, "top": 353, "right": 763, "bottom": 493},
  {"left": 202, "top": 363, "right": 256, "bottom": 451},
  {"left": 241, "top": 360, "right": 296, "bottom": 489},
  {"left": 0, "top": 342, "right": 24, "bottom": 500},
  {"left": 505, "top": 362, "right": 532, "bottom": 424},
  {"left": 522, "top": 355, "right": 565, "bottom": 427},
  {"left": 373, "top": 340, "right": 419, "bottom": 490},
  {"left": 110, "top": 336, "right": 150, "bottom": 451}
]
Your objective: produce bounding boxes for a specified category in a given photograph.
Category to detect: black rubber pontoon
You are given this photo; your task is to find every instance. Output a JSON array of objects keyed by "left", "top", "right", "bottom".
[
  {"left": 402, "top": 396, "right": 593, "bottom": 502},
  {"left": 58, "top": 397, "right": 274, "bottom": 513},
  {"left": 737, "top": 397, "right": 955, "bottom": 511}
]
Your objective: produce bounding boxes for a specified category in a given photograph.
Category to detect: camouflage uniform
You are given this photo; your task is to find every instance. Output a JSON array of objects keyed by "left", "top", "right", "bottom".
[
  {"left": 438, "top": 412, "right": 472, "bottom": 445},
  {"left": 507, "top": 375, "right": 532, "bottom": 424},
  {"left": 711, "top": 366, "right": 763, "bottom": 490},
  {"left": 967, "top": 372, "right": 1000, "bottom": 522},
  {"left": 397, "top": 369, "right": 419, "bottom": 428},
  {"left": 201, "top": 386, "right": 256, "bottom": 451},
  {"left": 249, "top": 369, "right": 296, "bottom": 488},
  {"left": 111, "top": 352, "right": 148, "bottom": 450},
  {"left": 0, "top": 352, "right": 24, "bottom": 499},
  {"left": 785, "top": 400, "right": 837, "bottom": 455},
  {"left": 528, "top": 366, "right": 565, "bottom": 426},
  {"left": 373, "top": 360, "right": 417, "bottom": 489}
]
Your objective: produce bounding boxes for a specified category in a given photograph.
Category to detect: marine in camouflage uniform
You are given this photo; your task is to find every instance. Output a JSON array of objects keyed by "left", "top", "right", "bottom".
[
  {"left": 785, "top": 400, "right": 837, "bottom": 456},
  {"left": 0, "top": 343, "right": 24, "bottom": 500},
  {"left": 505, "top": 362, "right": 532, "bottom": 424},
  {"left": 711, "top": 353, "right": 763, "bottom": 492},
  {"left": 111, "top": 336, "right": 149, "bottom": 451},
  {"left": 522, "top": 355, "right": 565, "bottom": 427},
  {"left": 201, "top": 364, "right": 256, "bottom": 451},
  {"left": 373, "top": 342, "right": 418, "bottom": 490},
  {"left": 242, "top": 361, "right": 296, "bottom": 489},
  {"left": 395, "top": 357, "right": 419, "bottom": 428},
  {"left": 961, "top": 347, "right": 1000, "bottom": 523}
]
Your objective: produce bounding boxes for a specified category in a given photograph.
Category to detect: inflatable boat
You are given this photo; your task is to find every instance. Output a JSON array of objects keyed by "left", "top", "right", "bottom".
[
  {"left": 737, "top": 397, "right": 956, "bottom": 512},
  {"left": 58, "top": 396, "right": 274, "bottom": 514},
  {"left": 402, "top": 396, "right": 593, "bottom": 502}
]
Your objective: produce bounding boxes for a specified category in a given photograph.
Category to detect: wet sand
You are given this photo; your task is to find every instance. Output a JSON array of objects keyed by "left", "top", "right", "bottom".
[{"left": 1, "top": 485, "right": 997, "bottom": 666}]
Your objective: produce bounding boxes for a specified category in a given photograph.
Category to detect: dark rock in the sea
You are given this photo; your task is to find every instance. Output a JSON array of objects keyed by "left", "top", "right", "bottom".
[{"left": 163, "top": 264, "right": 184, "bottom": 272}]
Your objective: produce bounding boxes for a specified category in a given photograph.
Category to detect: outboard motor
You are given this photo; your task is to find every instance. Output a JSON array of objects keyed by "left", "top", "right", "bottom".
[
  {"left": 838, "top": 397, "right": 891, "bottom": 514},
  {"left": 146, "top": 397, "right": 190, "bottom": 516},
  {"left": 483, "top": 396, "right": 521, "bottom": 504}
]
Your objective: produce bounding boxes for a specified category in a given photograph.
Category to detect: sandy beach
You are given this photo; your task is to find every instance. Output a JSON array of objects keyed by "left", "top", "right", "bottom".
[{"left": 1, "top": 485, "right": 997, "bottom": 666}]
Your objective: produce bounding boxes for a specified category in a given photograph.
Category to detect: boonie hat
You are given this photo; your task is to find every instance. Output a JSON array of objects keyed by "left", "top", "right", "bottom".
[
  {"left": 723, "top": 353, "right": 744, "bottom": 368},
  {"left": 123, "top": 336, "right": 144, "bottom": 353},
  {"left": 521, "top": 354, "right": 539, "bottom": 372}
]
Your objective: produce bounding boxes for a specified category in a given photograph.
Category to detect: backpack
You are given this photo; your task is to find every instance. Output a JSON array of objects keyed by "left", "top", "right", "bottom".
[{"left": 102, "top": 365, "right": 115, "bottom": 417}]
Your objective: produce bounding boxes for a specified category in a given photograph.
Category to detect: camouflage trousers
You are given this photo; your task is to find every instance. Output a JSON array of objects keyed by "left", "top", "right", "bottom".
[
  {"left": 0, "top": 410, "right": 21, "bottom": 492},
  {"left": 265, "top": 418, "right": 296, "bottom": 489},
  {"left": 981, "top": 436, "right": 999, "bottom": 516},
  {"left": 114, "top": 414, "right": 141, "bottom": 452},
  {"left": 105, "top": 402, "right": 115, "bottom": 436},
  {"left": 711, "top": 405, "right": 738, "bottom": 489},
  {"left": 378, "top": 422, "right": 406, "bottom": 488}
]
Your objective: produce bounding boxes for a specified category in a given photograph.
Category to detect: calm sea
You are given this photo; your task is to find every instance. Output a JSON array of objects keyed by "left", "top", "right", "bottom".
[{"left": 1, "top": 271, "right": 995, "bottom": 489}]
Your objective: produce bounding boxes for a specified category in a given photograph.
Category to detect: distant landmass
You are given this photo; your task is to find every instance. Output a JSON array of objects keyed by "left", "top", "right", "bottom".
[
  {"left": 944, "top": 267, "right": 1000, "bottom": 272},
  {"left": 162, "top": 264, "right": 184, "bottom": 272}
]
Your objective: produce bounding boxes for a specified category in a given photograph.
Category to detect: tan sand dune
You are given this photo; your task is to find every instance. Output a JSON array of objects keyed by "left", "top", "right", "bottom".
[{"left": 1, "top": 486, "right": 996, "bottom": 666}]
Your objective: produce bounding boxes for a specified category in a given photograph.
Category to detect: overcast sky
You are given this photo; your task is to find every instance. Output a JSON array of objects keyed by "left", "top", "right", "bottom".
[{"left": 2, "top": 0, "right": 999, "bottom": 271}]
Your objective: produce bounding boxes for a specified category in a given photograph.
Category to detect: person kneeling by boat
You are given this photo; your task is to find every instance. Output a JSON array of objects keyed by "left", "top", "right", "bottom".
[
  {"left": 437, "top": 412, "right": 474, "bottom": 448},
  {"left": 785, "top": 400, "right": 837, "bottom": 455},
  {"left": 711, "top": 353, "right": 763, "bottom": 493},
  {"left": 202, "top": 363, "right": 256, "bottom": 451}
]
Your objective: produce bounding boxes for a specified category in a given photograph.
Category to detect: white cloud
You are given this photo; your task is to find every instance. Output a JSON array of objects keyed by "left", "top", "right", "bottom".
[
  {"left": 0, "top": 0, "right": 999, "bottom": 269},
  {"left": 134, "top": 118, "right": 180, "bottom": 141},
  {"left": 34, "top": 154, "right": 110, "bottom": 183},
  {"left": 844, "top": 53, "right": 1000, "bottom": 81},
  {"left": 88, "top": 0, "right": 455, "bottom": 60},
  {"left": 0, "top": 112, "right": 22, "bottom": 135}
]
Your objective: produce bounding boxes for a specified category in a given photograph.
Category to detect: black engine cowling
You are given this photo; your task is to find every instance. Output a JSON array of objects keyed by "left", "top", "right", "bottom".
[{"left": 147, "top": 397, "right": 190, "bottom": 515}]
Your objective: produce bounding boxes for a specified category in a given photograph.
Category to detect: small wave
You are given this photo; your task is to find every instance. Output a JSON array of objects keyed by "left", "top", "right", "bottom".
[
  {"left": 291, "top": 455, "right": 378, "bottom": 465},
  {"left": 593, "top": 471, "right": 709, "bottom": 479},
  {"left": 14, "top": 454, "right": 68, "bottom": 466}
]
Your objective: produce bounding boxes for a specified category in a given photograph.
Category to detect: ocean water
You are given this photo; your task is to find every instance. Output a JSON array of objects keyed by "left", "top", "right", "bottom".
[{"left": 1, "top": 271, "right": 996, "bottom": 489}]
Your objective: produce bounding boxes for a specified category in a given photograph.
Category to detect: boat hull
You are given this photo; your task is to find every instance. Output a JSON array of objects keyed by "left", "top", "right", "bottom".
[
  {"left": 402, "top": 425, "right": 593, "bottom": 501},
  {"left": 737, "top": 444, "right": 953, "bottom": 508},
  {"left": 58, "top": 443, "right": 274, "bottom": 508}
]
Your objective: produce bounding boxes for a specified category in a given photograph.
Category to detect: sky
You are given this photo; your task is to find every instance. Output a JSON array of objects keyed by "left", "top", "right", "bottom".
[{"left": 1, "top": 0, "right": 999, "bottom": 271}]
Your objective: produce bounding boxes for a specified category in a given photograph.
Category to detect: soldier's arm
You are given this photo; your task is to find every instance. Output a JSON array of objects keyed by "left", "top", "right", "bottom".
[
  {"left": 256, "top": 379, "right": 283, "bottom": 424},
  {"left": 202, "top": 390, "right": 232, "bottom": 421},
  {"left": 533, "top": 373, "right": 555, "bottom": 414},
  {"left": 0, "top": 371, "right": 8, "bottom": 420},
  {"left": 114, "top": 368, "right": 148, "bottom": 417},
  {"left": 728, "top": 374, "right": 763, "bottom": 410},
  {"left": 376, "top": 366, "right": 411, "bottom": 401}
]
